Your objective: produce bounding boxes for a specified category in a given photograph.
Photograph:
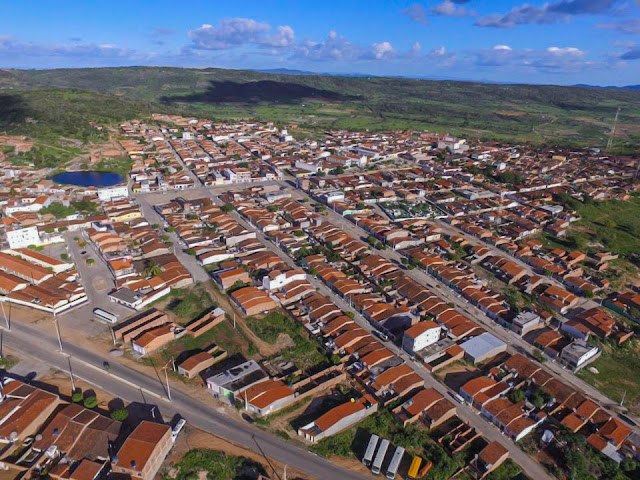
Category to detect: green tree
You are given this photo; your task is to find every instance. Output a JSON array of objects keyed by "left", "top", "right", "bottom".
[
  {"left": 508, "top": 389, "right": 525, "bottom": 403},
  {"left": 143, "top": 260, "right": 162, "bottom": 278},
  {"left": 110, "top": 407, "right": 129, "bottom": 422},
  {"left": 83, "top": 395, "right": 98, "bottom": 409},
  {"left": 40, "top": 202, "right": 76, "bottom": 219}
]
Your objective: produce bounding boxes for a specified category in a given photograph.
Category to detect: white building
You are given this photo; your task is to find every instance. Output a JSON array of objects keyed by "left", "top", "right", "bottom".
[
  {"left": 97, "top": 185, "right": 129, "bottom": 202},
  {"left": 511, "top": 311, "right": 542, "bottom": 336},
  {"left": 294, "top": 159, "right": 325, "bottom": 174},
  {"left": 323, "top": 191, "right": 346, "bottom": 204},
  {"left": 460, "top": 333, "right": 507, "bottom": 364},
  {"left": 5, "top": 197, "right": 50, "bottom": 215},
  {"left": 560, "top": 342, "right": 600, "bottom": 371},
  {"left": 402, "top": 321, "right": 442, "bottom": 354},
  {"left": 437, "top": 137, "right": 468, "bottom": 153},
  {"left": 262, "top": 269, "right": 307, "bottom": 291},
  {"left": 205, "top": 360, "right": 268, "bottom": 403},
  {"left": 224, "top": 168, "right": 251, "bottom": 183},
  {"left": 6, "top": 226, "right": 41, "bottom": 249}
]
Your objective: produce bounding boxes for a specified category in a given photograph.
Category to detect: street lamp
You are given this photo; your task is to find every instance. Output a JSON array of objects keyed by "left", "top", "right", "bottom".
[
  {"left": 67, "top": 356, "right": 76, "bottom": 392},
  {"left": 53, "top": 311, "right": 64, "bottom": 352},
  {"left": 162, "top": 358, "right": 173, "bottom": 401}
]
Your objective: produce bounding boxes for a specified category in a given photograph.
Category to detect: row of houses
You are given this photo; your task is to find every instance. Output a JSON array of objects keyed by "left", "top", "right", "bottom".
[{"left": 0, "top": 379, "right": 176, "bottom": 480}]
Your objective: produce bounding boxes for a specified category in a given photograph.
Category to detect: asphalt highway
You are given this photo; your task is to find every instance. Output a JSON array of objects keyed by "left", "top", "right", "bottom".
[{"left": 0, "top": 319, "right": 371, "bottom": 480}]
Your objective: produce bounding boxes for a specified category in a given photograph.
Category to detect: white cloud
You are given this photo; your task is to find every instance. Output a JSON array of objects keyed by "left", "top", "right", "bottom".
[
  {"left": 371, "top": 41, "right": 395, "bottom": 60},
  {"left": 295, "top": 31, "right": 399, "bottom": 62},
  {"left": 432, "top": 0, "right": 476, "bottom": 17},
  {"left": 188, "top": 18, "right": 294, "bottom": 50},
  {"left": 295, "top": 31, "right": 360, "bottom": 61},
  {"left": 402, "top": 3, "right": 428, "bottom": 24},
  {"left": 476, "top": 0, "right": 618, "bottom": 28},
  {"left": 597, "top": 18, "right": 640, "bottom": 35},
  {"left": 546, "top": 46, "right": 584, "bottom": 56},
  {"left": 0, "top": 36, "right": 134, "bottom": 58},
  {"left": 263, "top": 25, "right": 295, "bottom": 48},
  {"left": 472, "top": 45, "right": 595, "bottom": 72}
]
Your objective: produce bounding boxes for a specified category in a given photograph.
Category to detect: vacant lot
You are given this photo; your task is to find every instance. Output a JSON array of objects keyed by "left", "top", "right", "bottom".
[
  {"left": 576, "top": 195, "right": 640, "bottom": 257},
  {"left": 578, "top": 339, "right": 640, "bottom": 416},
  {"left": 246, "top": 311, "right": 330, "bottom": 371},
  {"left": 165, "top": 284, "right": 217, "bottom": 321}
]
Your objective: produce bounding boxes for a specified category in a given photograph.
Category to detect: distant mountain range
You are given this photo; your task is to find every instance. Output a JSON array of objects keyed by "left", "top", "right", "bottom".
[
  {"left": 258, "top": 69, "right": 640, "bottom": 89},
  {"left": 2, "top": 66, "right": 640, "bottom": 154},
  {"left": 574, "top": 84, "right": 640, "bottom": 91},
  {"left": 258, "top": 68, "right": 372, "bottom": 78}
]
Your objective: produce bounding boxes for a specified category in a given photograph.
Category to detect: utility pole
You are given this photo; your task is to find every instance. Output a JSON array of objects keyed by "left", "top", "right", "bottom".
[
  {"left": 162, "top": 358, "right": 173, "bottom": 401},
  {"left": 0, "top": 302, "right": 9, "bottom": 330},
  {"left": 67, "top": 356, "right": 76, "bottom": 392},
  {"left": 53, "top": 311, "right": 63, "bottom": 352}
]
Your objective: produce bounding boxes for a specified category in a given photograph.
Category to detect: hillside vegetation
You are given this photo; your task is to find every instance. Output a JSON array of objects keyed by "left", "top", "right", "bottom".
[{"left": 1, "top": 67, "right": 640, "bottom": 157}]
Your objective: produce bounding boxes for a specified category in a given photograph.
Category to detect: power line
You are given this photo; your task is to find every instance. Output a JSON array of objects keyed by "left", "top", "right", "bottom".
[{"left": 606, "top": 106, "right": 621, "bottom": 152}]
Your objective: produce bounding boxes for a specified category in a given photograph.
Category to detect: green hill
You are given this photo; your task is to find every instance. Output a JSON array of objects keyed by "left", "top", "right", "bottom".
[{"left": 1, "top": 67, "right": 639, "bottom": 160}]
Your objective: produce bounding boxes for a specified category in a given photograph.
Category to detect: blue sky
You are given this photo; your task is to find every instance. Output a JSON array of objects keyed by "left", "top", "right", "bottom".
[{"left": 1, "top": 0, "right": 640, "bottom": 85}]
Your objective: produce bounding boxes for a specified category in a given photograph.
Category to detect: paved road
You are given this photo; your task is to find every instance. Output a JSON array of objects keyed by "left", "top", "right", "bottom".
[
  {"left": 215, "top": 189, "right": 554, "bottom": 480},
  {"left": 45, "top": 175, "right": 620, "bottom": 479},
  {"left": 301, "top": 190, "right": 636, "bottom": 418},
  {"left": 1, "top": 319, "right": 371, "bottom": 480},
  {"left": 133, "top": 181, "right": 553, "bottom": 479},
  {"left": 135, "top": 197, "right": 210, "bottom": 283},
  {"left": 64, "top": 231, "right": 131, "bottom": 316},
  {"left": 433, "top": 219, "right": 597, "bottom": 311}
]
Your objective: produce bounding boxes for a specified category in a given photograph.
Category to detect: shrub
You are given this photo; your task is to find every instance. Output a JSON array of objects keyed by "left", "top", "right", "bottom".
[
  {"left": 83, "top": 395, "right": 98, "bottom": 409},
  {"left": 71, "top": 392, "right": 83, "bottom": 403},
  {"left": 110, "top": 407, "right": 129, "bottom": 422},
  {"left": 508, "top": 389, "right": 525, "bottom": 403}
]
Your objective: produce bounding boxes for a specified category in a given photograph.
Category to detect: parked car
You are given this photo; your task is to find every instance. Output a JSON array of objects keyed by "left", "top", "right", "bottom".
[{"left": 172, "top": 416, "right": 187, "bottom": 442}]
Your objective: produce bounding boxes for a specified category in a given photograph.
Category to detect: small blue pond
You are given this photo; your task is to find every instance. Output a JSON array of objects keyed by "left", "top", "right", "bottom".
[{"left": 51, "top": 171, "right": 123, "bottom": 187}]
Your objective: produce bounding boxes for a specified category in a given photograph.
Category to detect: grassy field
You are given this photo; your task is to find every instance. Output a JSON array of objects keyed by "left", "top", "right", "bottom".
[
  {"left": 2, "top": 67, "right": 640, "bottom": 161},
  {"left": 166, "top": 284, "right": 216, "bottom": 320},
  {"left": 309, "top": 410, "right": 483, "bottom": 480},
  {"left": 545, "top": 195, "right": 640, "bottom": 289},
  {"left": 164, "top": 448, "right": 266, "bottom": 480},
  {"left": 245, "top": 311, "right": 328, "bottom": 370},
  {"left": 574, "top": 195, "right": 640, "bottom": 257},
  {"left": 577, "top": 339, "right": 640, "bottom": 416}
]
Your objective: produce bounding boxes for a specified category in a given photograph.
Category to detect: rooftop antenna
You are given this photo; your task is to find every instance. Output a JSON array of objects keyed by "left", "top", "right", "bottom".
[{"left": 606, "top": 106, "right": 621, "bottom": 152}]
